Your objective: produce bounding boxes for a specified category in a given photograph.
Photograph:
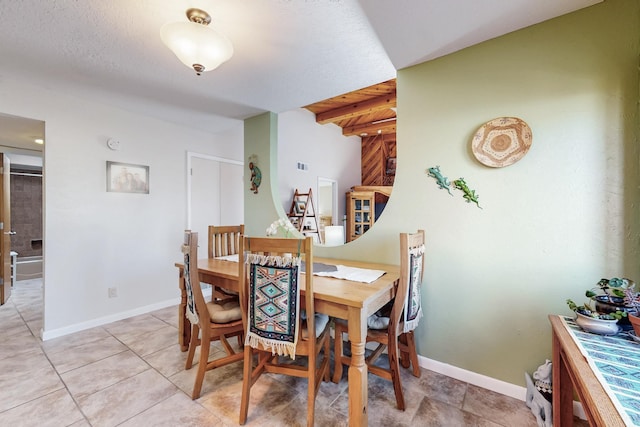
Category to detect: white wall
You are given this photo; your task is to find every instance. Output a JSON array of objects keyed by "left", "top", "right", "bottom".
[
  {"left": 0, "top": 76, "right": 243, "bottom": 338},
  {"left": 277, "top": 109, "right": 360, "bottom": 222},
  {"left": 10, "top": 154, "right": 42, "bottom": 168}
]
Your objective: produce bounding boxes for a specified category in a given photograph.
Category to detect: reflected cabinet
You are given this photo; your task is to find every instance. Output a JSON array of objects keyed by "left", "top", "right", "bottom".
[
  {"left": 346, "top": 191, "right": 374, "bottom": 242},
  {"left": 345, "top": 186, "right": 392, "bottom": 242}
]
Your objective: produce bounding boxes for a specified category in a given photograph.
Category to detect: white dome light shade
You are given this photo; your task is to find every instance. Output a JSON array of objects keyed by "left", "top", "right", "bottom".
[{"left": 160, "top": 10, "right": 233, "bottom": 75}]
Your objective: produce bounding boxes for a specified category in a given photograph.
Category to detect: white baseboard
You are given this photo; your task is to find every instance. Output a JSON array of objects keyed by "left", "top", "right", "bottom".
[
  {"left": 41, "top": 288, "right": 212, "bottom": 341},
  {"left": 419, "top": 356, "right": 527, "bottom": 400},
  {"left": 418, "top": 355, "right": 586, "bottom": 420}
]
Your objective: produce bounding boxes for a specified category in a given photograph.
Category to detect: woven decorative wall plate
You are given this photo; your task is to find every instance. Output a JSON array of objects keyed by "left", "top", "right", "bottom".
[{"left": 471, "top": 117, "right": 532, "bottom": 168}]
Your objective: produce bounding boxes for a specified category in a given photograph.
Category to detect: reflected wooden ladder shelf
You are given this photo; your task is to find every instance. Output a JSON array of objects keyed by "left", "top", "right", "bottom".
[{"left": 287, "top": 188, "right": 322, "bottom": 244}]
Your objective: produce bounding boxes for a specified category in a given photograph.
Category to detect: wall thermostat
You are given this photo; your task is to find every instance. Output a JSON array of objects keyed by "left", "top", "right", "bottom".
[{"left": 107, "top": 138, "right": 121, "bottom": 151}]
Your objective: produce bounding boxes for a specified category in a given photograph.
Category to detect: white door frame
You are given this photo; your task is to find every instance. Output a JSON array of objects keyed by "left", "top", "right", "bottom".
[
  {"left": 186, "top": 151, "right": 243, "bottom": 229},
  {"left": 317, "top": 177, "right": 338, "bottom": 226}
]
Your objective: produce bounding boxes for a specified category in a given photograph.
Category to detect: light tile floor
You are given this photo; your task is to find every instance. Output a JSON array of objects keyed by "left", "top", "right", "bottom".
[{"left": 1, "top": 279, "right": 585, "bottom": 426}]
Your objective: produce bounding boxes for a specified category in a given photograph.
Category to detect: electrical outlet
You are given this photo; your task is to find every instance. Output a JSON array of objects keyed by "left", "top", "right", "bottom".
[{"left": 108, "top": 287, "right": 118, "bottom": 298}]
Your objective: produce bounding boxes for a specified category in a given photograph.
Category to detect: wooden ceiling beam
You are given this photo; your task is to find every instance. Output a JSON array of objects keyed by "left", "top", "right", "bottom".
[
  {"left": 316, "top": 91, "right": 396, "bottom": 124},
  {"left": 343, "top": 120, "right": 396, "bottom": 137}
]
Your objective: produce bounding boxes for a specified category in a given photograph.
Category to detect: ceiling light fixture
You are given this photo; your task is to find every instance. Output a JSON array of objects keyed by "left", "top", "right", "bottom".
[
  {"left": 34, "top": 138, "right": 44, "bottom": 145},
  {"left": 160, "top": 8, "right": 233, "bottom": 76}
]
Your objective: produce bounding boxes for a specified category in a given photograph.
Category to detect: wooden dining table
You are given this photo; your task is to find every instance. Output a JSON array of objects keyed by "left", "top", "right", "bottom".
[{"left": 175, "top": 256, "right": 400, "bottom": 427}]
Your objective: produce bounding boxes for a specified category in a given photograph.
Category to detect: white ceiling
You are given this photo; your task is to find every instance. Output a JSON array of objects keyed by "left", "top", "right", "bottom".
[{"left": 0, "top": 0, "right": 601, "bottom": 150}]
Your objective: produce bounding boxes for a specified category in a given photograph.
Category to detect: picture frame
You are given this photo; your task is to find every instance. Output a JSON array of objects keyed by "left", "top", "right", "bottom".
[
  {"left": 293, "top": 200, "right": 306, "bottom": 215},
  {"left": 106, "top": 161, "right": 149, "bottom": 194},
  {"left": 385, "top": 157, "right": 397, "bottom": 176}
]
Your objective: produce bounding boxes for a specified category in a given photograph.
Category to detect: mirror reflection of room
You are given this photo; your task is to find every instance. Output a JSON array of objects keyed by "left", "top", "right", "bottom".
[{"left": 278, "top": 79, "right": 396, "bottom": 246}]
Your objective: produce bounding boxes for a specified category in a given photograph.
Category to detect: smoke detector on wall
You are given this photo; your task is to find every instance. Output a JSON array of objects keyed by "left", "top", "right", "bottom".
[{"left": 106, "top": 138, "right": 121, "bottom": 151}]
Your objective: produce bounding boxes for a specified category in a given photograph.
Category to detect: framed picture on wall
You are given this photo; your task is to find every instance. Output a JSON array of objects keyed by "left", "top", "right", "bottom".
[
  {"left": 385, "top": 157, "right": 397, "bottom": 176},
  {"left": 106, "top": 161, "right": 149, "bottom": 194}
]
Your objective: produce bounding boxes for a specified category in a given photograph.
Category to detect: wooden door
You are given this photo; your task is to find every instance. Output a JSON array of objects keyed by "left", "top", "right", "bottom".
[{"left": 0, "top": 153, "right": 11, "bottom": 304}]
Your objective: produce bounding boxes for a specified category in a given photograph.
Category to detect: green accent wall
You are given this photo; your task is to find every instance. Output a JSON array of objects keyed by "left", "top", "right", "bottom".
[
  {"left": 397, "top": 0, "right": 639, "bottom": 384},
  {"left": 245, "top": 0, "right": 640, "bottom": 387},
  {"left": 244, "top": 112, "right": 285, "bottom": 237}
]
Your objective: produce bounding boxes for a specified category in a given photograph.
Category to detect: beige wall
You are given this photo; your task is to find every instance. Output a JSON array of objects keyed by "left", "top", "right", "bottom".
[{"left": 246, "top": 0, "right": 640, "bottom": 387}]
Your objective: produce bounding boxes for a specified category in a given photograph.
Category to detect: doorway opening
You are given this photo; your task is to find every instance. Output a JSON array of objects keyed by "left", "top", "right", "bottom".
[
  {"left": 0, "top": 112, "right": 44, "bottom": 306},
  {"left": 317, "top": 177, "right": 340, "bottom": 244}
]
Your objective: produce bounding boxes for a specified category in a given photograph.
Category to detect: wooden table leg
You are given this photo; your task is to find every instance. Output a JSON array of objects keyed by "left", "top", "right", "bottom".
[
  {"left": 552, "top": 328, "right": 573, "bottom": 426},
  {"left": 178, "top": 270, "right": 190, "bottom": 351},
  {"left": 348, "top": 307, "right": 368, "bottom": 427}
]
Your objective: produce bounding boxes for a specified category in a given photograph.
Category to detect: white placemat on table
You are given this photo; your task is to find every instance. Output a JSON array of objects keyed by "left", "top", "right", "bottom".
[
  {"left": 314, "top": 265, "right": 385, "bottom": 284},
  {"left": 217, "top": 254, "right": 385, "bottom": 283}
]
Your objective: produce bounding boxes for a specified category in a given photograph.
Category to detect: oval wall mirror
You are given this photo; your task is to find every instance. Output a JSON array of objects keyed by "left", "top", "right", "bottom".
[{"left": 278, "top": 79, "right": 396, "bottom": 246}]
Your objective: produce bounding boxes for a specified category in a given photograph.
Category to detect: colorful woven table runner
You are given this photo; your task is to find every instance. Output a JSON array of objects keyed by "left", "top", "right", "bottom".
[
  {"left": 560, "top": 316, "right": 640, "bottom": 425},
  {"left": 246, "top": 256, "right": 300, "bottom": 359}
]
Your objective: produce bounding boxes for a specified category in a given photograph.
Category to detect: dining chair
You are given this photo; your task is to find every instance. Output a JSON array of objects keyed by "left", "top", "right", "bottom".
[
  {"left": 332, "top": 229, "right": 425, "bottom": 411},
  {"left": 238, "top": 236, "right": 331, "bottom": 426},
  {"left": 208, "top": 224, "right": 244, "bottom": 302},
  {"left": 181, "top": 230, "right": 244, "bottom": 400},
  {"left": 208, "top": 224, "right": 244, "bottom": 258}
]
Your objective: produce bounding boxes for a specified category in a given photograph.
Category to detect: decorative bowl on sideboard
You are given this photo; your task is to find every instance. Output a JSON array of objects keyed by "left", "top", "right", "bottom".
[{"left": 575, "top": 312, "right": 620, "bottom": 335}]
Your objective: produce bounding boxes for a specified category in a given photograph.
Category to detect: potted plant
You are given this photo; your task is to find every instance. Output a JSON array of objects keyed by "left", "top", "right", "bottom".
[
  {"left": 584, "top": 278, "right": 638, "bottom": 327},
  {"left": 566, "top": 298, "right": 625, "bottom": 335},
  {"left": 623, "top": 287, "right": 640, "bottom": 336},
  {"left": 587, "top": 277, "right": 633, "bottom": 308}
]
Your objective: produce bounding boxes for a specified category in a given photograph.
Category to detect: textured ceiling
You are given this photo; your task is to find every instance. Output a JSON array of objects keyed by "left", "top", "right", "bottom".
[{"left": 0, "top": 0, "right": 601, "bottom": 150}]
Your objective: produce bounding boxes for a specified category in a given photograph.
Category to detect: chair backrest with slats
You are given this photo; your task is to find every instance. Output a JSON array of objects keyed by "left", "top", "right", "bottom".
[
  {"left": 390, "top": 230, "right": 425, "bottom": 335},
  {"left": 239, "top": 236, "right": 314, "bottom": 359},
  {"left": 182, "top": 231, "right": 210, "bottom": 326},
  {"left": 208, "top": 225, "right": 244, "bottom": 258}
]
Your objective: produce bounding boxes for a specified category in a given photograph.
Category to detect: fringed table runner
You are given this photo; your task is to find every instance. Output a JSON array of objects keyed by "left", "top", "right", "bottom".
[
  {"left": 403, "top": 245, "right": 424, "bottom": 333},
  {"left": 560, "top": 316, "right": 640, "bottom": 425},
  {"left": 181, "top": 244, "right": 199, "bottom": 326},
  {"left": 245, "top": 254, "right": 300, "bottom": 359}
]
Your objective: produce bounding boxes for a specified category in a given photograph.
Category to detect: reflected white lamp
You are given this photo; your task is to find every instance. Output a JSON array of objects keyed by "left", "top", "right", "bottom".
[
  {"left": 160, "top": 8, "right": 233, "bottom": 76},
  {"left": 324, "top": 226, "right": 344, "bottom": 246}
]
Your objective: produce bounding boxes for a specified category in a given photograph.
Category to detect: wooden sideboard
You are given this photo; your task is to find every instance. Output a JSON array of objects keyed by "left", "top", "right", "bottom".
[{"left": 548, "top": 315, "right": 626, "bottom": 426}]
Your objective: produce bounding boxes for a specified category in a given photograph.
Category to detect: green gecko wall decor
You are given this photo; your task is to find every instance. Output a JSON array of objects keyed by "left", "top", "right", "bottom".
[
  {"left": 427, "top": 165, "right": 483, "bottom": 209},
  {"left": 426, "top": 166, "right": 453, "bottom": 196},
  {"left": 452, "top": 177, "right": 482, "bottom": 209}
]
